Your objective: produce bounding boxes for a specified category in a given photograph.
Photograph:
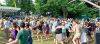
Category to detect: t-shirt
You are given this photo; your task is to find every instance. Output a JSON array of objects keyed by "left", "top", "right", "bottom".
[
  {"left": 55, "top": 28, "right": 62, "bottom": 34},
  {"left": 62, "top": 27, "right": 66, "bottom": 33},
  {"left": 16, "top": 29, "right": 30, "bottom": 44},
  {"left": 53, "top": 22, "right": 57, "bottom": 26},
  {"left": 52, "top": 22, "right": 57, "bottom": 32},
  {"left": 65, "top": 22, "right": 71, "bottom": 29},
  {"left": 10, "top": 29, "right": 18, "bottom": 40}
]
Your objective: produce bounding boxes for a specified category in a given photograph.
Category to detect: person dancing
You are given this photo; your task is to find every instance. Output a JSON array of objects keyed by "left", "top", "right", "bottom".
[{"left": 71, "top": 20, "right": 81, "bottom": 44}]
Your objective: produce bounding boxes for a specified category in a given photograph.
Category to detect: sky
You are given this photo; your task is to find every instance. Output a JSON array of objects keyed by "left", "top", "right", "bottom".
[
  {"left": 0, "top": 0, "right": 5, "bottom": 4},
  {"left": 0, "top": 0, "right": 35, "bottom": 5}
]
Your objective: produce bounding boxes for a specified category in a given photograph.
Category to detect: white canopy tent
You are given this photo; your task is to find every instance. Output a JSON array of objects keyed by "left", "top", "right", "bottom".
[
  {"left": 0, "top": 6, "right": 21, "bottom": 12},
  {"left": 0, "top": 6, "right": 21, "bottom": 18}
]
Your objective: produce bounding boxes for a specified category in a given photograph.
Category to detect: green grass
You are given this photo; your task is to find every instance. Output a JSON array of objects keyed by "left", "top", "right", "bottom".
[
  {"left": 32, "top": 34, "right": 55, "bottom": 44},
  {"left": 0, "top": 30, "right": 7, "bottom": 44},
  {"left": 33, "top": 39, "right": 53, "bottom": 44},
  {"left": 0, "top": 30, "right": 54, "bottom": 44},
  {"left": 0, "top": 30, "right": 94, "bottom": 44}
]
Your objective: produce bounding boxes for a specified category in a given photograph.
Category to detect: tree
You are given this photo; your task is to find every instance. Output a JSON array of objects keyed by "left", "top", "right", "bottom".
[
  {"left": 5, "top": 0, "right": 35, "bottom": 14},
  {"left": 35, "top": 0, "right": 68, "bottom": 17},
  {"left": 5, "top": 0, "right": 98, "bottom": 18},
  {"left": 5, "top": 0, "right": 16, "bottom": 7},
  {"left": 16, "top": 0, "right": 35, "bottom": 13},
  {"left": 66, "top": 0, "right": 98, "bottom": 18},
  {"left": 34, "top": 0, "right": 47, "bottom": 14}
]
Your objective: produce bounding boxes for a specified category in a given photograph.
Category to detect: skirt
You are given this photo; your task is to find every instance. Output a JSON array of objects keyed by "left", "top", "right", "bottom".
[
  {"left": 80, "top": 32, "right": 87, "bottom": 43},
  {"left": 56, "top": 34, "right": 63, "bottom": 41}
]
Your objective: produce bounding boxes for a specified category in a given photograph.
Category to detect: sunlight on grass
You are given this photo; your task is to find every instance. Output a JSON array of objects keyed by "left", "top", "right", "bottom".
[{"left": 0, "top": 30, "right": 94, "bottom": 44}]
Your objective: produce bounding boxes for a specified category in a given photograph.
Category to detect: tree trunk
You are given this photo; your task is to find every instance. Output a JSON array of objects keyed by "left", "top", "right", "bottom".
[{"left": 62, "top": 7, "right": 68, "bottom": 18}]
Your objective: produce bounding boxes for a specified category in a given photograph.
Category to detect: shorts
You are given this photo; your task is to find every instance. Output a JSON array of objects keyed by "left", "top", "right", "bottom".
[{"left": 66, "top": 29, "right": 70, "bottom": 37}]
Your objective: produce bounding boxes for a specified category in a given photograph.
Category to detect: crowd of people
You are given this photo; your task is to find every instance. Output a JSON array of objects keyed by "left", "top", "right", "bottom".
[{"left": 0, "top": 16, "right": 100, "bottom": 44}]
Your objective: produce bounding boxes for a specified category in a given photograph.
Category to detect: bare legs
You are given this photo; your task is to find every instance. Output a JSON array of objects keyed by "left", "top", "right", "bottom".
[
  {"left": 72, "top": 35, "right": 81, "bottom": 44},
  {"left": 54, "top": 39, "right": 64, "bottom": 44}
]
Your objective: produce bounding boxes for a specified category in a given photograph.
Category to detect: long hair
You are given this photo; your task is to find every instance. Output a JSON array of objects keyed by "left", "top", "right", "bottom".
[
  {"left": 13, "top": 22, "right": 17, "bottom": 28},
  {"left": 83, "top": 21, "right": 88, "bottom": 26},
  {"left": 73, "top": 19, "right": 79, "bottom": 24}
]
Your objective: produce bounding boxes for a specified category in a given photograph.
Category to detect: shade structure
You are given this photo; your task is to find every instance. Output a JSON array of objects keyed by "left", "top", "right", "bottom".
[{"left": 0, "top": 6, "right": 21, "bottom": 12}]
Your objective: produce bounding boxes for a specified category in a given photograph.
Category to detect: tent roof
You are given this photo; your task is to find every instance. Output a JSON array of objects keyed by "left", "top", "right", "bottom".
[{"left": 0, "top": 6, "right": 21, "bottom": 12}]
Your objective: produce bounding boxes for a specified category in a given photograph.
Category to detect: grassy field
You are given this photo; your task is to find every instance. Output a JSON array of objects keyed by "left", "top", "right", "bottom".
[
  {"left": 0, "top": 30, "right": 72, "bottom": 44},
  {"left": 0, "top": 30, "right": 94, "bottom": 44},
  {"left": 0, "top": 30, "right": 7, "bottom": 44}
]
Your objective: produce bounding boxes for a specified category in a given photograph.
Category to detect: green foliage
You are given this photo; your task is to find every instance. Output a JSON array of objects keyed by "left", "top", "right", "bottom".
[
  {"left": 19, "top": 0, "right": 34, "bottom": 12},
  {"left": 5, "top": 0, "right": 35, "bottom": 13},
  {"left": 5, "top": 0, "right": 98, "bottom": 18},
  {"left": 35, "top": 0, "right": 99, "bottom": 18},
  {"left": 35, "top": 0, "right": 68, "bottom": 17},
  {"left": 5, "top": 0, "right": 16, "bottom": 7}
]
